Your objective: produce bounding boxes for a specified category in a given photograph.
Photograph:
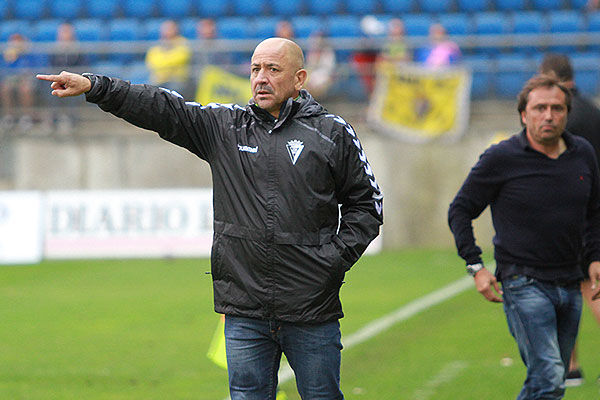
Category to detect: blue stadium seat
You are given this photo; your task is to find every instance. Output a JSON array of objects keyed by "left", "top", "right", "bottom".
[
  {"left": 473, "top": 12, "right": 510, "bottom": 54},
  {"left": 291, "top": 16, "right": 322, "bottom": 38},
  {"left": 49, "top": 0, "right": 83, "bottom": 19},
  {"left": 548, "top": 10, "right": 586, "bottom": 52},
  {"left": 530, "top": 0, "right": 563, "bottom": 11},
  {"left": 571, "top": 52, "right": 600, "bottom": 96},
  {"left": 253, "top": 17, "right": 281, "bottom": 39},
  {"left": 381, "top": 0, "right": 415, "bottom": 13},
  {"left": 93, "top": 61, "right": 125, "bottom": 79},
  {"left": 217, "top": 17, "right": 249, "bottom": 39},
  {"left": 0, "top": 20, "right": 31, "bottom": 42},
  {"left": 108, "top": 19, "right": 144, "bottom": 41},
  {"left": 122, "top": 0, "right": 156, "bottom": 18},
  {"left": 345, "top": 0, "right": 378, "bottom": 14},
  {"left": 86, "top": 0, "right": 120, "bottom": 19},
  {"left": 73, "top": 19, "right": 106, "bottom": 41},
  {"left": 180, "top": 18, "right": 198, "bottom": 39},
  {"left": 123, "top": 62, "right": 150, "bottom": 85},
  {"left": 462, "top": 54, "right": 493, "bottom": 99},
  {"left": 420, "top": 0, "right": 454, "bottom": 14},
  {"left": 32, "top": 19, "right": 61, "bottom": 42},
  {"left": 158, "top": 0, "right": 194, "bottom": 18},
  {"left": 13, "top": 0, "right": 47, "bottom": 20},
  {"left": 403, "top": 14, "right": 433, "bottom": 36},
  {"left": 511, "top": 11, "right": 546, "bottom": 53},
  {"left": 456, "top": 0, "right": 490, "bottom": 12},
  {"left": 438, "top": 13, "right": 472, "bottom": 36},
  {"left": 569, "top": 0, "right": 589, "bottom": 8},
  {"left": 326, "top": 15, "right": 362, "bottom": 38},
  {"left": 196, "top": 0, "right": 230, "bottom": 17},
  {"left": 232, "top": 0, "right": 267, "bottom": 16},
  {"left": 494, "top": 53, "right": 536, "bottom": 98},
  {"left": 143, "top": 18, "right": 167, "bottom": 41},
  {"left": 306, "top": 0, "right": 341, "bottom": 15},
  {"left": 588, "top": 11, "right": 600, "bottom": 31},
  {"left": 0, "top": 0, "right": 10, "bottom": 20},
  {"left": 271, "top": 0, "right": 303, "bottom": 16},
  {"left": 495, "top": 0, "right": 526, "bottom": 11}
]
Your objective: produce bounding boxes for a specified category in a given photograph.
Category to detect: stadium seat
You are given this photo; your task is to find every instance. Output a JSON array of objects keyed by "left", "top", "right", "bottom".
[
  {"left": 494, "top": 53, "right": 536, "bottom": 98},
  {"left": 123, "top": 62, "right": 150, "bottom": 85},
  {"left": 473, "top": 12, "right": 510, "bottom": 54},
  {"left": 253, "top": 17, "right": 281, "bottom": 39},
  {"left": 403, "top": 14, "right": 433, "bottom": 36},
  {"left": 306, "top": 0, "right": 341, "bottom": 15},
  {"left": 49, "top": 0, "right": 83, "bottom": 19},
  {"left": 158, "top": 0, "right": 194, "bottom": 19},
  {"left": 530, "top": 0, "right": 563, "bottom": 11},
  {"left": 0, "top": 0, "right": 9, "bottom": 20},
  {"left": 381, "top": 0, "right": 415, "bottom": 13},
  {"left": 291, "top": 16, "right": 322, "bottom": 38},
  {"left": 13, "top": 0, "right": 47, "bottom": 20},
  {"left": 232, "top": 0, "right": 267, "bottom": 16},
  {"left": 108, "top": 19, "right": 144, "bottom": 41},
  {"left": 0, "top": 20, "right": 31, "bottom": 42},
  {"left": 456, "top": 0, "right": 490, "bottom": 12},
  {"left": 86, "top": 0, "right": 120, "bottom": 19},
  {"left": 217, "top": 17, "right": 249, "bottom": 39},
  {"left": 511, "top": 11, "right": 546, "bottom": 53},
  {"left": 588, "top": 11, "right": 600, "bottom": 31},
  {"left": 547, "top": 10, "right": 586, "bottom": 52},
  {"left": 196, "top": 0, "right": 230, "bottom": 17},
  {"left": 462, "top": 54, "right": 493, "bottom": 99},
  {"left": 122, "top": 0, "right": 156, "bottom": 18},
  {"left": 180, "top": 18, "right": 198, "bottom": 39},
  {"left": 420, "top": 0, "right": 454, "bottom": 14},
  {"left": 571, "top": 52, "right": 600, "bottom": 96},
  {"left": 270, "top": 0, "right": 303, "bottom": 16},
  {"left": 326, "top": 15, "right": 362, "bottom": 38},
  {"left": 438, "top": 13, "right": 471, "bottom": 36},
  {"left": 142, "top": 18, "right": 167, "bottom": 41},
  {"left": 345, "top": 0, "right": 378, "bottom": 14},
  {"left": 569, "top": 0, "right": 589, "bottom": 8},
  {"left": 73, "top": 19, "right": 106, "bottom": 41},
  {"left": 32, "top": 19, "right": 62, "bottom": 42},
  {"left": 93, "top": 61, "right": 125, "bottom": 79},
  {"left": 495, "top": 0, "right": 526, "bottom": 11}
]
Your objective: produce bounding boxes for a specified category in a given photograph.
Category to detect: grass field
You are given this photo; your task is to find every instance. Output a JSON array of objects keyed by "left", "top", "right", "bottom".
[{"left": 1, "top": 249, "right": 599, "bottom": 399}]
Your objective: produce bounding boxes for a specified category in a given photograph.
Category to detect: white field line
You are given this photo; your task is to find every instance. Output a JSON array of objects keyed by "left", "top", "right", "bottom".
[
  {"left": 223, "top": 271, "right": 480, "bottom": 399},
  {"left": 411, "top": 360, "right": 470, "bottom": 400}
]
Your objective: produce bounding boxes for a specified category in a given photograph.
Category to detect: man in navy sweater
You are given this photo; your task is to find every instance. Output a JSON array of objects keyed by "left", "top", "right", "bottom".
[{"left": 448, "top": 74, "right": 600, "bottom": 399}]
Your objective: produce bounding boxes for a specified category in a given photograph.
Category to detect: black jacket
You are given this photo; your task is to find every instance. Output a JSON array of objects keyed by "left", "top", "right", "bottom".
[{"left": 85, "top": 75, "right": 383, "bottom": 323}]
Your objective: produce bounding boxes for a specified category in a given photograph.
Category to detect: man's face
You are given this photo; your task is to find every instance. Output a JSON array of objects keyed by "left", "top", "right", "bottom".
[
  {"left": 521, "top": 86, "right": 568, "bottom": 146},
  {"left": 250, "top": 41, "right": 302, "bottom": 118}
]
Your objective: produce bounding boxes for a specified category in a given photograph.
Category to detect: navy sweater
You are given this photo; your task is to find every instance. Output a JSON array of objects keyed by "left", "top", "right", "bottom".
[{"left": 448, "top": 130, "right": 600, "bottom": 282}]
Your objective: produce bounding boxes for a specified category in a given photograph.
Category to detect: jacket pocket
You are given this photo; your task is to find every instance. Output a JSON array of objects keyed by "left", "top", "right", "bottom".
[{"left": 210, "top": 233, "right": 225, "bottom": 279}]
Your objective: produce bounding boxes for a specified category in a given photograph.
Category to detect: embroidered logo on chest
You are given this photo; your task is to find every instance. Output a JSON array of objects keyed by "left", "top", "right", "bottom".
[{"left": 286, "top": 140, "right": 304, "bottom": 165}]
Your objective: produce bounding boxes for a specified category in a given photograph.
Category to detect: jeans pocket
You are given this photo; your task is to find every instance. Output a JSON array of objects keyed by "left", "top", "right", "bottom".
[{"left": 501, "top": 274, "right": 535, "bottom": 290}]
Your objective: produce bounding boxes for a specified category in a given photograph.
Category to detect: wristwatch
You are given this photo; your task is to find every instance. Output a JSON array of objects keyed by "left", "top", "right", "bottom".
[{"left": 466, "top": 263, "right": 484, "bottom": 277}]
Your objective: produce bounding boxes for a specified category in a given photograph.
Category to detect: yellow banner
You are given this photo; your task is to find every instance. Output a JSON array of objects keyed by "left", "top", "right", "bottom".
[
  {"left": 195, "top": 65, "right": 252, "bottom": 106},
  {"left": 368, "top": 63, "right": 471, "bottom": 142}
]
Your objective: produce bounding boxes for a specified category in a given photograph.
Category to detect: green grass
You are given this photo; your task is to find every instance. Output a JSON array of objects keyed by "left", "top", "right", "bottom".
[{"left": 1, "top": 250, "right": 599, "bottom": 399}]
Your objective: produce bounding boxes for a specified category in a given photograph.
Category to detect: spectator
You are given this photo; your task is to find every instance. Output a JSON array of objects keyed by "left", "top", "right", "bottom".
[
  {"left": 0, "top": 33, "right": 42, "bottom": 130},
  {"left": 304, "top": 31, "right": 337, "bottom": 100},
  {"left": 145, "top": 20, "right": 192, "bottom": 97},
  {"left": 275, "top": 20, "right": 295, "bottom": 40},
  {"left": 422, "top": 23, "right": 461, "bottom": 67},
  {"left": 49, "top": 23, "right": 87, "bottom": 71},
  {"left": 378, "top": 18, "right": 411, "bottom": 65},
  {"left": 539, "top": 53, "right": 600, "bottom": 388}
]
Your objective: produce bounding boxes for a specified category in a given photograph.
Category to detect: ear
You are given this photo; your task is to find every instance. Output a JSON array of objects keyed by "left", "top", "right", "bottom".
[
  {"left": 520, "top": 110, "right": 526, "bottom": 126},
  {"left": 295, "top": 69, "right": 307, "bottom": 90}
]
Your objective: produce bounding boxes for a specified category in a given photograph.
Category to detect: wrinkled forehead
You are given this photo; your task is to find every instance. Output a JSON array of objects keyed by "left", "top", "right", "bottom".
[
  {"left": 527, "top": 86, "right": 567, "bottom": 107},
  {"left": 251, "top": 39, "right": 304, "bottom": 70}
]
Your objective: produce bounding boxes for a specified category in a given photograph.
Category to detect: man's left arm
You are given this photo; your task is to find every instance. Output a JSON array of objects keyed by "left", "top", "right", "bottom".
[
  {"left": 589, "top": 261, "right": 600, "bottom": 300},
  {"left": 332, "top": 122, "right": 383, "bottom": 270},
  {"left": 584, "top": 146, "right": 600, "bottom": 300}
]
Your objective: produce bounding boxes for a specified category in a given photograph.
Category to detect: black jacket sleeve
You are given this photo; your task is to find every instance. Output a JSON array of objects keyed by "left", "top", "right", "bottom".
[
  {"left": 331, "top": 121, "right": 384, "bottom": 270},
  {"left": 84, "top": 74, "right": 225, "bottom": 161}
]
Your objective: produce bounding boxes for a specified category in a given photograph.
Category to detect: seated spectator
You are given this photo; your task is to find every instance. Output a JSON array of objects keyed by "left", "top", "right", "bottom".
[
  {"left": 0, "top": 33, "right": 44, "bottom": 130},
  {"left": 49, "top": 23, "right": 87, "bottom": 71},
  {"left": 421, "top": 23, "right": 461, "bottom": 67},
  {"left": 145, "top": 20, "right": 192, "bottom": 97},
  {"left": 275, "top": 20, "right": 295, "bottom": 40},
  {"left": 378, "top": 18, "right": 411, "bottom": 65},
  {"left": 304, "top": 31, "right": 337, "bottom": 100}
]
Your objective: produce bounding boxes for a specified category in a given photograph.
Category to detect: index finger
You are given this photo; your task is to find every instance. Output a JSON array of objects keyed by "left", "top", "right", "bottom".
[{"left": 36, "top": 74, "right": 62, "bottom": 82}]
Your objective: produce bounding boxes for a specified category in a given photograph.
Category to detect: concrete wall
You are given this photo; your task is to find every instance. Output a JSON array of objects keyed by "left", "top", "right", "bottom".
[{"left": 1, "top": 100, "right": 526, "bottom": 250}]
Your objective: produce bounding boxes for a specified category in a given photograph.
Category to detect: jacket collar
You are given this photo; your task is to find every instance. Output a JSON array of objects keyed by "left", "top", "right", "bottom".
[{"left": 248, "top": 90, "right": 325, "bottom": 128}]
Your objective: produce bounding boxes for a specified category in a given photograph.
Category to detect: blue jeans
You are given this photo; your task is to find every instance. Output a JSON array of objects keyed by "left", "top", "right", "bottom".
[
  {"left": 224, "top": 316, "right": 344, "bottom": 400},
  {"left": 502, "top": 275, "right": 582, "bottom": 400}
]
